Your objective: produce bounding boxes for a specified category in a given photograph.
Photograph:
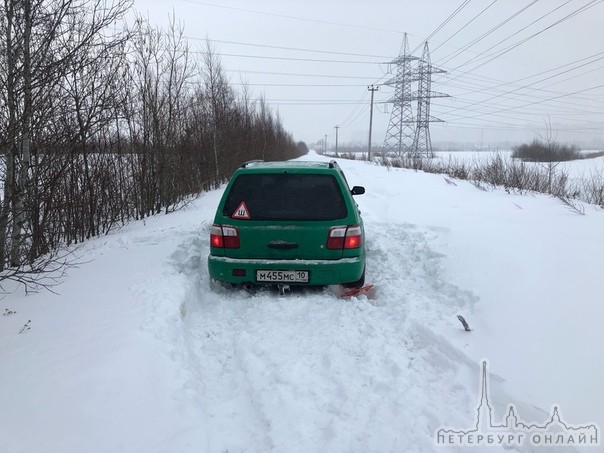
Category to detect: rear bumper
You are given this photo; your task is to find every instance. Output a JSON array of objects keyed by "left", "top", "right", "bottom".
[{"left": 208, "top": 255, "right": 364, "bottom": 286}]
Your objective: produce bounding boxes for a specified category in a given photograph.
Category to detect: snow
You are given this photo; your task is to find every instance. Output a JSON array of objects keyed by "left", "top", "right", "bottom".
[
  {"left": 1, "top": 151, "right": 603, "bottom": 452},
  {"left": 434, "top": 149, "right": 604, "bottom": 180}
]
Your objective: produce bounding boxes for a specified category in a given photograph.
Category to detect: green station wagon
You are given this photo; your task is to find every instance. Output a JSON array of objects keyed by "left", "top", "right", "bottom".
[{"left": 208, "top": 160, "right": 366, "bottom": 289}]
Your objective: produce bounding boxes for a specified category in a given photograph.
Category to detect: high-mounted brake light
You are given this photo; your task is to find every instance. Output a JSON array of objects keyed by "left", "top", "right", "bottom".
[
  {"left": 327, "top": 225, "right": 362, "bottom": 250},
  {"left": 210, "top": 224, "right": 240, "bottom": 249}
]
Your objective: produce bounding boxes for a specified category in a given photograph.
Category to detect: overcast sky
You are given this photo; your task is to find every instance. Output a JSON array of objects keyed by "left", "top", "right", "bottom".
[{"left": 131, "top": 0, "right": 604, "bottom": 149}]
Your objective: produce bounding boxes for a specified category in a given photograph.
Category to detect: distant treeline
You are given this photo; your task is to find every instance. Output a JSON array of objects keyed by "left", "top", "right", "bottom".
[
  {"left": 512, "top": 140, "right": 581, "bottom": 162},
  {"left": 512, "top": 139, "right": 604, "bottom": 162},
  {"left": 0, "top": 0, "right": 305, "bottom": 281}
]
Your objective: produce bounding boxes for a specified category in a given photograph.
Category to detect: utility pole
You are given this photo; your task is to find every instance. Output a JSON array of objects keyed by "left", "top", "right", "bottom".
[
  {"left": 324, "top": 134, "right": 328, "bottom": 153},
  {"left": 367, "top": 85, "right": 379, "bottom": 160},
  {"left": 334, "top": 125, "right": 339, "bottom": 154}
]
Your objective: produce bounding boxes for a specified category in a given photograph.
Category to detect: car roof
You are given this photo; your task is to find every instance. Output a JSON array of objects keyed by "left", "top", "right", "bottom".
[{"left": 236, "top": 160, "right": 342, "bottom": 173}]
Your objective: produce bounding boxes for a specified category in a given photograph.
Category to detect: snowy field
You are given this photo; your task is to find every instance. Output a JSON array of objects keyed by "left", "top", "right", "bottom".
[
  {"left": 434, "top": 150, "right": 604, "bottom": 181},
  {"left": 1, "top": 151, "right": 603, "bottom": 452}
]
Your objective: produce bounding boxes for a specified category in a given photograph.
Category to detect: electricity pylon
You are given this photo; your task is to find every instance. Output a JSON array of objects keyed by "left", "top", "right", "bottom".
[
  {"left": 382, "top": 33, "right": 418, "bottom": 156},
  {"left": 382, "top": 36, "right": 448, "bottom": 158},
  {"left": 412, "top": 42, "right": 448, "bottom": 158}
]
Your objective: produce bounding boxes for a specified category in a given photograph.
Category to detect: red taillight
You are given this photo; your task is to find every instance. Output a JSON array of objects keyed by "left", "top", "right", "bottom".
[
  {"left": 210, "top": 224, "right": 240, "bottom": 249},
  {"left": 327, "top": 225, "right": 362, "bottom": 250},
  {"left": 210, "top": 225, "right": 224, "bottom": 247},
  {"left": 344, "top": 225, "right": 362, "bottom": 249}
]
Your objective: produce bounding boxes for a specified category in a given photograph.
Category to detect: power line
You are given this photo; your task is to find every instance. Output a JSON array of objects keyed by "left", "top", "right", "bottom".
[
  {"left": 445, "top": 81, "right": 604, "bottom": 122},
  {"left": 426, "top": 46, "right": 604, "bottom": 118},
  {"left": 340, "top": 91, "right": 370, "bottom": 127},
  {"left": 429, "top": 0, "right": 604, "bottom": 119},
  {"left": 435, "top": 99, "right": 604, "bottom": 126},
  {"left": 180, "top": 0, "right": 406, "bottom": 35},
  {"left": 442, "top": 50, "right": 604, "bottom": 95},
  {"left": 437, "top": 101, "right": 604, "bottom": 127},
  {"left": 390, "top": 3, "right": 604, "bottom": 132},
  {"left": 434, "top": 0, "right": 541, "bottom": 67},
  {"left": 429, "top": 56, "right": 604, "bottom": 125},
  {"left": 263, "top": 101, "right": 371, "bottom": 105},
  {"left": 436, "top": 80, "right": 604, "bottom": 118},
  {"left": 412, "top": 0, "right": 474, "bottom": 54},
  {"left": 342, "top": 105, "right": 370, "bottom": 130},
  {"left": 212, "top": 52, "right": 384, "bottom": 65},
  {"left": 439, "top": 51, "right": 604, "bottom": 117},
  {"left": 444, "top": 0, "right": 572, "bottom": 70},
  {"left": 225, "top": 69, "right": 378, "bottom": 80},
  {"left": 451, "top": 0, "right": 604, "bottom": 76},
  {"left": 437, "top": 86, "right": 604, "bottom": 117},
  {"left": 438, "top": 71, "right": 604, "bottom": 110},
  {"left": 230, "top": 83, "right": 370, "bottom": 88},
  {"left": 188, "top": 37, "right": 394, "bottom": 59},
  {"left": 264, "top": 98, "right": 378, "bottom": 102},
  {"left": 431, "top": 0, "right": 499, "bottom": 54}
]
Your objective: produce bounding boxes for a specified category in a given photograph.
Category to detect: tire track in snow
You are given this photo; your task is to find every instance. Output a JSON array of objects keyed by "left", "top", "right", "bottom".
[{"left": 163, "top": 221, "right": 489, "bottom": 452}]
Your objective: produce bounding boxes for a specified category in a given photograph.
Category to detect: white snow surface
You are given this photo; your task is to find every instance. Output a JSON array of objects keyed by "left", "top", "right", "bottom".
[{"left": 1, "top": 151, "right": 603, "bottom": 452}]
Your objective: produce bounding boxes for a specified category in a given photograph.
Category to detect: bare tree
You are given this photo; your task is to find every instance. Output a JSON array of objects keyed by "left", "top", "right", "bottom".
[
  {"left": 202, "top": 40, "right": 233, "bottom": 182},
  {"left": 0, "top": 0, "right": 131, "bottom": 285},
  {"left": 0, "top": 2, "right": 301, "bottom": 291}
]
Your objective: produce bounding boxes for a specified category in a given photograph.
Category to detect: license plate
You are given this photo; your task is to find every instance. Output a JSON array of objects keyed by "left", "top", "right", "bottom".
[{"left": 256, "top": 270, "right": 309, "bottom": 283}]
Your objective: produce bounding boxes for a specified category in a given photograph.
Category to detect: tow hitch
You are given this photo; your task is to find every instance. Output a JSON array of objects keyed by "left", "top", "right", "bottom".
[{"left": 277, "top": 284, "right": 290, "bottom": 296}]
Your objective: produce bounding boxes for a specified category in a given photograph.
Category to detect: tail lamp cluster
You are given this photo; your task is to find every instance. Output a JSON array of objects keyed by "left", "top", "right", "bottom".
[
  {"left": 210, "top": 224, "right": 362, "bottom": 250},
  {"left": 210, "top": 224, "right": 240, "bottom": 249},
  {"left": 326, "top": 225, "right": 362, "bottom": 250}
]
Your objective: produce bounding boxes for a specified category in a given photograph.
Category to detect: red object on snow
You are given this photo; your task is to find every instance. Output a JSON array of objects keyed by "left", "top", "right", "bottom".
[{"left": 340, "top": 284, "right": 375, "bottom": 299}]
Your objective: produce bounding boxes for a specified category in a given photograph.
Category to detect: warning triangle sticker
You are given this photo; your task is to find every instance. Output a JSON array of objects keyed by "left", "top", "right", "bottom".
[{"left": 232, "top": 201, "right": 251, "bottom": 220}]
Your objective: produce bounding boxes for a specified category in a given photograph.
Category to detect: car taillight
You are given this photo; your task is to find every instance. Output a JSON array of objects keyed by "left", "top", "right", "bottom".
[
  {"left": 344, "top": 225, "right": 362, "bottom": 248},
  {"left": 210, "top": 224, "right": 240, "bottom": 248},
  {"left": 327, "top": 225, "right": 362, "bottom": 250}
]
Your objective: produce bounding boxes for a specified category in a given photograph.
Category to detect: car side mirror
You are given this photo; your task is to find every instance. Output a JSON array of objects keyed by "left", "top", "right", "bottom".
[{"left": 351, "top": 186, "right": 365, "bottom": 195}]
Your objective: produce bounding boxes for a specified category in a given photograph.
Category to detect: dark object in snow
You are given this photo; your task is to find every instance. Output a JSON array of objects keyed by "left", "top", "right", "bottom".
[
  {"left": 3, "top": 308, "right": 16, "bottom": 316},
  {"left": 444, "top": 177, "right": 457, "bottom": 186},
  {"left": 457, "top": 315, "right": 471, "bottom": 332},
  {"left": 18, "top": 320, "right": 31, "bottom": 334}
]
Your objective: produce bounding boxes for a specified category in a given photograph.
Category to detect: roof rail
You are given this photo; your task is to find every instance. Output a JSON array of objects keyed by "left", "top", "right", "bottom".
[{"left": 240, "top": 159, "right": 264, "bottom": 168}]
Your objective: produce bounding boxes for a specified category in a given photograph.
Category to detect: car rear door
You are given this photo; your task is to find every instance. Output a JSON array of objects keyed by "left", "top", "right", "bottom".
[{"left": 220, "top": 171, "right": 350, "bottom": 260}]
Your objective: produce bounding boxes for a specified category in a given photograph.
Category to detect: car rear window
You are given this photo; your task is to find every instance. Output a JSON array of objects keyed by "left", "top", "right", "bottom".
[{"left": 223, "top": 173, "right": 348, "bottom": 221}]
